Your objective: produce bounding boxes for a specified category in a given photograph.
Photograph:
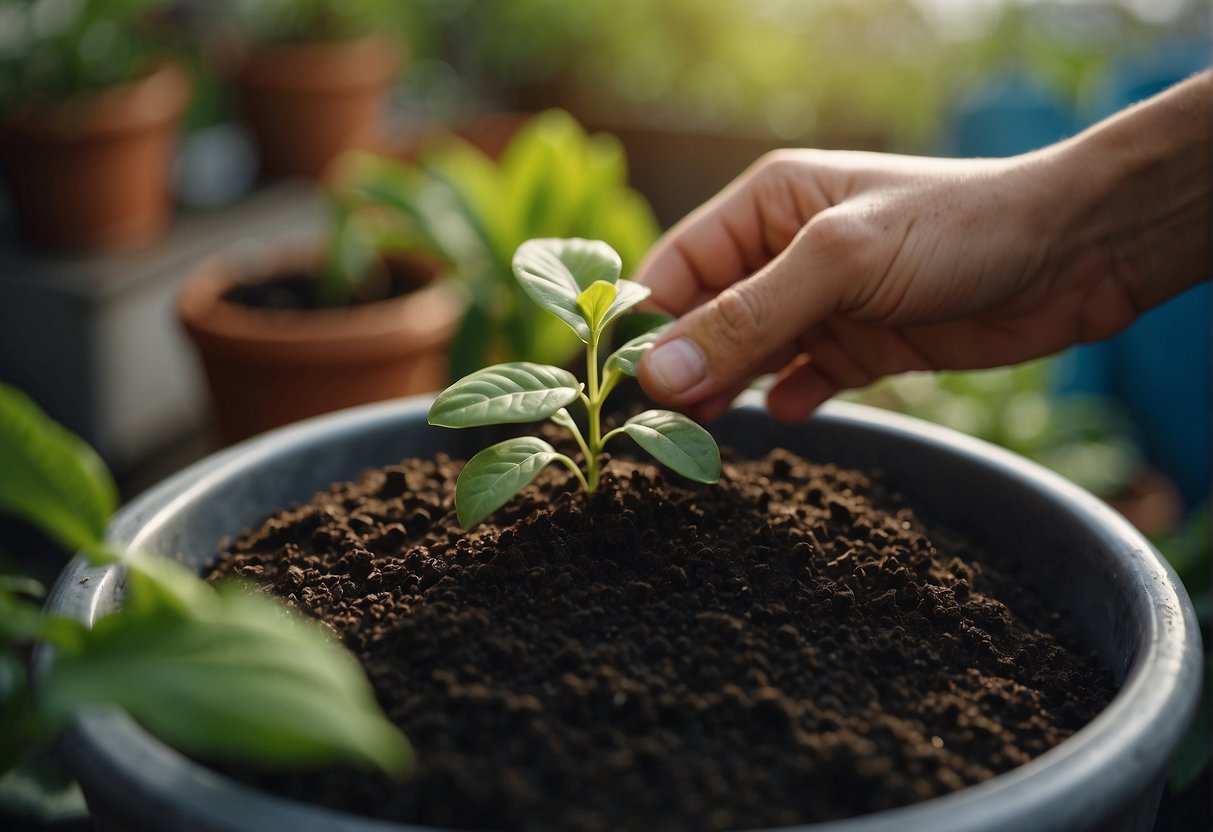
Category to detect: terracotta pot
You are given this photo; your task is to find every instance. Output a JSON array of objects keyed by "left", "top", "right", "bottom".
[
  {"left": 178, "top": 247, "right": 459, "bottom": 444},
  {"left": 0, "top": 63, "right": 190, "bottom": 251},
  {"left": 230, "top": 37, "right": 400, "bottom": 179}
]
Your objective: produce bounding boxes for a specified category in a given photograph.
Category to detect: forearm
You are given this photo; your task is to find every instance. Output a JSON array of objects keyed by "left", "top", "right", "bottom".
[{"left": 1039, "top": 69, "right": 1210, "bottom": 311}]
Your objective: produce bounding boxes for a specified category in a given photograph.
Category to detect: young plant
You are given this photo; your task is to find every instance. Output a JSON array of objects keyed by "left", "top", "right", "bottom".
[
  {"left": 0, "top": 383, "right": 412, "bottom": 791},
  {"left": 428, "top": 238, "right": 721, "bottom": 527}
]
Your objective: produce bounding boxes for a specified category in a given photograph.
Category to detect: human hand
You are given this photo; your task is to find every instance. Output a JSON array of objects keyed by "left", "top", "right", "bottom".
[{"left": 635, "top": 73, "right": 1210, "bottom": 423}]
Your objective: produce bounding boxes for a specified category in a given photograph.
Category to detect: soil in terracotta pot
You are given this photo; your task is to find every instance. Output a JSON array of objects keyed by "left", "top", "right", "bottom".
[
  {"left": 221, "top": 268, "right": 422, "bottom": 311},
  {"left": 205, "top": 439, "right": 1115, "bottom": 832}
]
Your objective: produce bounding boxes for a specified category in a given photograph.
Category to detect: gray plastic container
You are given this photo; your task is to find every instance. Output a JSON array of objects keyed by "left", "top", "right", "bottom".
[{"left": 45, "top": 395, "right": 1202, "bottom": 832}]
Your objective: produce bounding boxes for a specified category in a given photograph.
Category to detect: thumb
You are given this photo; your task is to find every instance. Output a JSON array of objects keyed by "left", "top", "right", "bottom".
[{"left": 637, "top": 221, "right": 845, "bottom": 407}]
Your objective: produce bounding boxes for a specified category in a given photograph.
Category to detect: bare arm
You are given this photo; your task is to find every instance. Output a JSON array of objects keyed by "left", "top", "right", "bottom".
[{"left": 635, "top": 70, "right": 1211, "bottom": 423}]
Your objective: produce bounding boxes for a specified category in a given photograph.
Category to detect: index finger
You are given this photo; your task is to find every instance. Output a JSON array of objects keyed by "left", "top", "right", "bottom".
[{"left": 633, "top": 164, "right": 781, "bottom": 316}]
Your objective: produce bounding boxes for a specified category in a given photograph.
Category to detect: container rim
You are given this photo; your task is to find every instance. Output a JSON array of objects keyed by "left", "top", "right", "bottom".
[{"left": 44, "top": 393, "right": 1203, "bottom": 832}]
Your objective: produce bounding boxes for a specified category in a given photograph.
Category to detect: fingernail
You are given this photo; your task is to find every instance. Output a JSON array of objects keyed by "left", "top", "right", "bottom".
[{"left": 646, "top": 338, "right": 708, "bottom": 394}]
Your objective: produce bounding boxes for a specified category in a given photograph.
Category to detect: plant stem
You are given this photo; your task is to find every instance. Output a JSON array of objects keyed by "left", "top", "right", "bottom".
[{"left": 585, "top": 335, "right": 602, "bottom": 493}]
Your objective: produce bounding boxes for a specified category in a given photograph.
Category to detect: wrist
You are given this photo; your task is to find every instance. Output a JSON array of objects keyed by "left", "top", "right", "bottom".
[{"left": 1036, "top": 70, "right": 1210, "bottom": 308}]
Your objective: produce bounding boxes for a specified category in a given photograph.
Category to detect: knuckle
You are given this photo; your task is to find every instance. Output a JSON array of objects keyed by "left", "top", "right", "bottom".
[
  {"left": 802, "top": 210, "right": 865, "bottom": 257},
  {"left": 709, "top": 284, "right": 767, "bottom": 350},
  {"left": 751, "top": 148, "right": 804, "bottom": 181}
]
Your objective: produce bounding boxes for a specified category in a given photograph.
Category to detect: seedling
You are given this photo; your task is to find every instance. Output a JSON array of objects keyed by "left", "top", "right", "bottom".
[{"left": 428, "top": 238, "right": 721, "bottom": 527}]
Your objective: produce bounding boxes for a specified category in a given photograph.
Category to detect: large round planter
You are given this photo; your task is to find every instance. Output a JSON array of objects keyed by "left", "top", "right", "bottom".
[
  {"left": 177, "top": 248, "right": 459, "bottom": 444},
  {"left": 45, "top": 396, "right": 1200, "bottom": 832},
  {"left": 0, "top": 63, "right": 190, "bottom": 251},
  {"left": 229, "top": 37, "right": 399, "bottom": 179}
]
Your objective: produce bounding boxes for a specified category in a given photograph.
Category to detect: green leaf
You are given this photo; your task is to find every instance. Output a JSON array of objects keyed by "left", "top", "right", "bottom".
[
  {"left": 122, "top": 553, "right": 219, "bottom": 621},
  {"left": 0, "top": 588, "right": 48, "bottom": 644},
  {"left": 577, "top": 280, "right": 617, "bottom": 335},
  {"left": 456, "top": 437, "right": 561, "bottom": 527},
  {"left": 39, "top": 583, "right": 412, "bottom": 776},
  {"left": 616, "top": 410, "right": 721, "bottom": 484},
  {"left": 429, "top": 362, "right": 581, "bottom": 428},
  {"left": 605, "top": 322, "right": 671, "bottom": 378},
  {"left": 0, "top": 383, "right": 117, "bottom": 559},
  {"left": 318, "top": 202, "right": 378, "bottom": 308},
  {"left": 512, "top": 238, "right": 623, "bottom": 341}
]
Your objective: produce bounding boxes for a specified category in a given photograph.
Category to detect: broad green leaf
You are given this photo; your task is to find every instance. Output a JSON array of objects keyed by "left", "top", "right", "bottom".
[
  {"left": 40, "top": 584, "right": 412, "bottom": 776},
  {"left": 604, "top": 323, "right": 672, "bottom": 378},
  {"left": 456, "top": 437, "right": 561, "bottom": 527},
  {"left": 577, "top": 280, "right": 617, "bottom": 335},
  {"left": 429, "top": 363, "right": 581, "bottom": 428},
  {"left": 512, "top": 238, "right": 623, "bottom": 341},
  {"left": 616, "top": 410, "right": 721, "bottom": 484},
  {"left": 0, "top": 384, "right": 117, "bottom": 559}
]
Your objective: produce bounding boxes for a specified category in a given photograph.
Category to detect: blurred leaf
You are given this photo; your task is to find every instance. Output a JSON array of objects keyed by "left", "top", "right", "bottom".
[
  {"left": 456, "top": 437, "right": 562, "bottom": 527},
  {"left": 447, "top": 297, "right": 498, "bottom": 382},
  {"left": 0, "top": 586, "right": 47, "bottom": 644},
  {"left": 40, "top": 583, "right": 412, "bottom": 775},
  {"left": 318, "top": 202, "right": 379, "bottom": 307},
  {"left": 0, "top": 747, "right": 86, "bottom": 822},
  {"left": 0, "top": 383, "right": 117, "bottom": 561},
  {"left": 421, "top": 141, "right": 512, "bottom": 270}
]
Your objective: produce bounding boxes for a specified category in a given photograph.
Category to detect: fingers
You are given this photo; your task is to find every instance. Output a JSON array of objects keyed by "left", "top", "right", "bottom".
[
  {"left": 634, "top": 151, "right": 820, "bottom": 317},
  {"left": 638, "top": 213, "right": 851, "bottom": 408}
]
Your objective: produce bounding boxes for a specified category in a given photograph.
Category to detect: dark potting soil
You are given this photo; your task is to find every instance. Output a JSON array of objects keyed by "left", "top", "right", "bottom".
[
  {"left": 221, "top": 269, "right": 421, "bottom": 311},
  {"left": 205, "top": 446, "right": 1115, "bottom": 832}
]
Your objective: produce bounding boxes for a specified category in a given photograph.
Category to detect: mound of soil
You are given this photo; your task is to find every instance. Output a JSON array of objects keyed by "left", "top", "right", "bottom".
[{"left": 206, "top": 446, "right": 1115, "bottom": 831}]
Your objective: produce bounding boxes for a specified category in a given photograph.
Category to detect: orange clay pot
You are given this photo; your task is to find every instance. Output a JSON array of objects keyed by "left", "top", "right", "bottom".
[
  {"left": 230, "top": 36, "right": 400, "bottom": 179},
  {"left": 178, "top": 247, "right": 459, "bottom": 444},
  {"left": 0, "top": 63, "right": 190, "bottom": 251}
]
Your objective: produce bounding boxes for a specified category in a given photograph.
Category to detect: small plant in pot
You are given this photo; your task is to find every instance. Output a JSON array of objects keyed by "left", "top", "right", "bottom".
[
  {"left": 0, "top": 0, "right": 191, "bottom": 251},
  {"left": 211, "top": 0, "right": 406, "bottom": 178},
  {"left": 0, "top": 382, "right": 410, "bottom": 823},
  {"left": 178, "top": 169, "right": 461, "bottom": 444},
  {"left": 80, "top": 237, "right": 1194, "bottom": 831}
]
